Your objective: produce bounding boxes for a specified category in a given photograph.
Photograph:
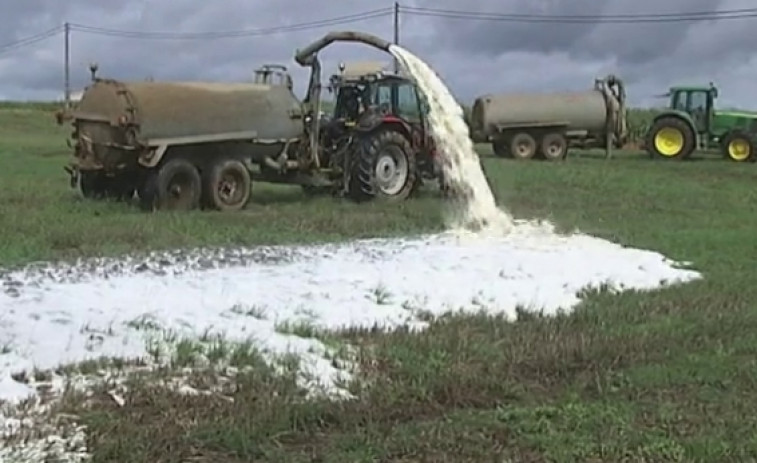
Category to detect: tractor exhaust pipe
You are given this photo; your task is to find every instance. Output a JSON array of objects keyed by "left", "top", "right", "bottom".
[{"left": 294, "top": 31, "right": 393, "bottom": 67}]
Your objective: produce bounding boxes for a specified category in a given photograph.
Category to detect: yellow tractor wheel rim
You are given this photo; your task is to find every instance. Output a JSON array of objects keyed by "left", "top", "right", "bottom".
[
  {"left": 654, "top": 127, "right": 684, "bottom": 156},
  {"left": 728, "top": 138, "right": 751, "bottom": 161}
]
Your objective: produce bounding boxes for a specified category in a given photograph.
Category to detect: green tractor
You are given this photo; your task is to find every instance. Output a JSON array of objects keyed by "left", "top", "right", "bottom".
[{"left": 645, "top": 83, "right": 757, "bottom": 162}]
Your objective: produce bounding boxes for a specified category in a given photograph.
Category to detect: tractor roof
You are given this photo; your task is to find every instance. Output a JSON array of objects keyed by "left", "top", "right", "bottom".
[
  {"left": 337, "top": 61, "right": 389, "bottom": 78},
  {"left": 330, "top": 60, "right": 413, "bottom": 85},
  {"left": 670, "top": 84, "right": 717, "bottom": 92}
]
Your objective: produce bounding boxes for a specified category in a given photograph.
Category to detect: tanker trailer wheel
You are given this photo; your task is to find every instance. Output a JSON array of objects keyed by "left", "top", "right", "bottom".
[
  {"left": 509, "top": 132, "right": 537, "bottom": 160},
  {"left": 349, "top": 129, "right": 417, "bottom": 202},
  {"left": 203, "top": 158, "right": 252, "bottom": 211},
  {"left": 103, "top": 174, "right": 137, "bottom": 201},
  {"left": 540, "top": 132, "right": 568, "bottom": 161},
  {"left": 79, "top": 171, "right": 107, "bottom": 199},
  {"left": 139, "top": 158, "right": 202, "bottom": 211},
  {"left": 721, "top": 130, "right": 756, "bottom": 162},
  {"left": 645, "top": 117, "right": 695, "bottom": 160},
  {"left": 492, "top": 138, "right": 509, "bottom": 158}
]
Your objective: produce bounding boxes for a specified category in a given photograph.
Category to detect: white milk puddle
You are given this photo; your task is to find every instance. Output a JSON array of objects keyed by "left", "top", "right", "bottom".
[{"left": 0, "top": 225, "right": 700, "bottom": 402}]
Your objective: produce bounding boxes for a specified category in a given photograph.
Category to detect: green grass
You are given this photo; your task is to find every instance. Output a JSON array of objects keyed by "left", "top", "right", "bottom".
[{"left": 4, "top": 106, "right": 757, "bottom": 461}]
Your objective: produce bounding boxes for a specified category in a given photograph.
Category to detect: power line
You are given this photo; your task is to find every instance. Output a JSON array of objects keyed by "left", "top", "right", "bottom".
[
  {"left": 69, "top": 8, "right": 393, "bottom": 39},
  {"left": 2, "top": 4, "right": 757, "bottom": 58},
  {"left": 399, "top": 6, "right": 757, "bottom": 24},
  {"left": 0, "top": 26, "right": 63, "bottom": 56},
  {"left": 401, "top": 5, "right": 757, "bottom": 20}
]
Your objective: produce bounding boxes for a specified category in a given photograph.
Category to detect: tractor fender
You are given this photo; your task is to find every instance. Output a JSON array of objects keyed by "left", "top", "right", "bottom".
[
  {"left": 651, "top": 110, "right": 698, "bottom": 140},
  {"left": 355, "top": 115, "right": 413, "bottom": 141}
]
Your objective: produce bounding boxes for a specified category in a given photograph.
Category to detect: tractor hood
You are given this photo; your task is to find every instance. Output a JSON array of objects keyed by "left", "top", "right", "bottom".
[{"left": 715, "top": 109, "right": 757, "bottom": 119}]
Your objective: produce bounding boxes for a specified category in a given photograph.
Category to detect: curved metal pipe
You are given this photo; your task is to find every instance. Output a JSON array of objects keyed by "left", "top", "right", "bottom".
[
  {"left": 294, "top": 31, "right": 393, "bottom": 67},
  {"left": 295, "top": 31, "right": 394, "bottom": 173}
]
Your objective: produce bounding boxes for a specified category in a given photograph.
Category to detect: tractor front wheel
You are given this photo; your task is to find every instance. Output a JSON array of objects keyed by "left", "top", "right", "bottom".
[
  {"left": 645, "top": 117, "right": 695, "bottom": 160},
  {"left": 349, "top": 129, "right": 417, "bottom": 201},
  {"left": 721, "top": 131, "right": 755, "bottom": 162}
]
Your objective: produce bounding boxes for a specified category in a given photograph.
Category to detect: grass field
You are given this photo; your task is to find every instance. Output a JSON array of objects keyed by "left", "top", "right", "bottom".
[{"left": 3, "top": 105, "right": 757, "bottom": 462}]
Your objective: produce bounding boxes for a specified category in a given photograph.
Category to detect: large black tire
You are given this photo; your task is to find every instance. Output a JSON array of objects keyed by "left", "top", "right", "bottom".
[
  {"left": 79, "top": 171, "right": 107, "bottom": 199},
  {"left": 139, "top": 158, "right": 202, "bottom": 211},
  {"left": 79, "top": 172, "right": 135, "bottom": 201},
  {"left": 202, "top": 158, "right": 252, "bottom": 211},
  {"left": 645, "top": 117, "right": 695, "bottom": 160},
  {"left": 349, "top": 129, "right": 417, "bottom": 202},
  {"left": 720, "top": 130, "right": 756, "bottom": 162},
  {"left": 509, "top": 132, "right": 537, "bottom": 160},
  {"left": 540, "top": 132, "right": 568, "bottom": 161},
  {"left": 492, "top": 138, "right": 509, "bottom": 158}
]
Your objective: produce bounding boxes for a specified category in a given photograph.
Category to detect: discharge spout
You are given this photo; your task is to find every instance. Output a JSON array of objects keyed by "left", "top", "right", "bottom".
[{"left": 294, "top": 31, "right": 393, "bottom": 66}]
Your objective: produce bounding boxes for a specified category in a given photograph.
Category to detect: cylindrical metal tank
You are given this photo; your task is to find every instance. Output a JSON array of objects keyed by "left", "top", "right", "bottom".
[
  {"left": 470, "top": 90, "right": 611, "bottom": 137},
  {"left": 75, "top": 79, "right": 304, "bottom": 145}
]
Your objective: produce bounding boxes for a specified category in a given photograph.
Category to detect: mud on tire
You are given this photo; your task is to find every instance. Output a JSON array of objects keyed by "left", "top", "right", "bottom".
[{"left": 349, "top": 129, "right": 417, "bottom": 201}]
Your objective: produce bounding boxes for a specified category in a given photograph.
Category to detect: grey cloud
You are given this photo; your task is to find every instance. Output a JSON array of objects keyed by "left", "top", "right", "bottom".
[{"left": 1, "top": 0, "right": 757, "bottom": 108}]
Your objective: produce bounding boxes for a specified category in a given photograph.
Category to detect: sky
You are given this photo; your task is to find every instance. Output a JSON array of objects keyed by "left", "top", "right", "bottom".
[{"left": 0, "top": 0, "right": 756, "bottom": 108}]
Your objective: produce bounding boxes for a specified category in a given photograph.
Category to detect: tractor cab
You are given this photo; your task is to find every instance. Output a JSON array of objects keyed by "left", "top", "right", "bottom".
[
  {"left": 666, "top": 83, "right": 718, "bottom": 135},
  {"left": 325, "top": 61, "right": 434, "bottom": 162},
  {"left": 322, "top": 61, "right": 438, "bottom": 181},
  {"left": 328, "top": 61, "right": 429, "bottom": 125}
]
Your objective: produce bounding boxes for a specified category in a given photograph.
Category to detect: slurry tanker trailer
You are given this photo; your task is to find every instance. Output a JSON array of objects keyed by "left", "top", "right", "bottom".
[
  {"left": 56, "top": 31, "right": 443, "bottom": 212},
  {"left": 469, "top": 75, "right": 628, "bottom": 160}
]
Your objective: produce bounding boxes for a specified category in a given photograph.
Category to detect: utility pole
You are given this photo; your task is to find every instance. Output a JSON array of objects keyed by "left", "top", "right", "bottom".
[
  {"left": 64, "top": 22, "right": 71, "bottom": 109},
  {"left": 393, "top": 2, "right": 399, "bottom": 73}
]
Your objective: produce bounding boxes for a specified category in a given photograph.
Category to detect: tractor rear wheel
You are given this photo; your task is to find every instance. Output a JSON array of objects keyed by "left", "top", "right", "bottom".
[
  {"left": 721, "top": 130, "right": 755, "bottom": 162},
  {"left": 203, "top": 158, "right": 252, "bottom": 211},
  {"left": 139, "top": 158, "right": 202, "bottom": 211},
  {"left": 349, "top": 129, "right": 417, "bottom": 201},
  {"left": 540, "top": 132, "right": 568, "bottom": 161},
  {"left": 645, "top": 117, "right": 695, "bottom": 160},
  {"left": 509, "top": 132, "right": 537, "bottom": 160}
]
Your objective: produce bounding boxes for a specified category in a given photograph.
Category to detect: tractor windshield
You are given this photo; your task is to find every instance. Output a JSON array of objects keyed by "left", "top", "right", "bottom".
[{"left": 332, "top": 77, "right": 426, "bottom": 124}]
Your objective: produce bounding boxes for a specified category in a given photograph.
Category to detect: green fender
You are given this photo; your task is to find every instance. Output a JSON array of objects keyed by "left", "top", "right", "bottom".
[{"left": 649, "top": 109, "right": 700, "bottom": 146}]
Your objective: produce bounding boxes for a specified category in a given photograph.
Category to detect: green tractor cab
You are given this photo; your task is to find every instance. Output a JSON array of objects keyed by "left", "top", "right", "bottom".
[{"left": 645, "top": 83, "right": 757, "bottom": 162}]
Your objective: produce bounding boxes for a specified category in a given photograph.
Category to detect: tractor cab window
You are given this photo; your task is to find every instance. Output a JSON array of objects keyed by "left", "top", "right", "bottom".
[
  {"left": 397, "top": 83, "right": 422, "bottom": 122},
  {"left": 687, "top": 91, "right": 708, "bottom": 113},
  {"left": 371, "top": 83, "right": 393, "bottom": 116},
  {"left": 334, "top": 84, "right": 370, "bottom": 120},
  {"left": 672, "top": 92, "right": 686, "bottom": 111},
  {"left": 687, "top": 90, "right": 710, "bottom": 131}
]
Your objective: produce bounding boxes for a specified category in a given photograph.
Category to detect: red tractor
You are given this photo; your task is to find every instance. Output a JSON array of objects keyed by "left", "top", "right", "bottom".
[{"left": 311, "top": 60, "right": 442, "bottom": 200}]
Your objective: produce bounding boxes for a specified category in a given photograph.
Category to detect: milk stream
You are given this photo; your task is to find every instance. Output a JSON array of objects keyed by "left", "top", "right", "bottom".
[{"left": 389, "top": 45, "right": 514, "bottom": 235}]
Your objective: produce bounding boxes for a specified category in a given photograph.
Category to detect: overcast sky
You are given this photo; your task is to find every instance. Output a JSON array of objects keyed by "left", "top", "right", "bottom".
[{"left": 0, "top": 0, "right": 756, "bottom": 108}]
